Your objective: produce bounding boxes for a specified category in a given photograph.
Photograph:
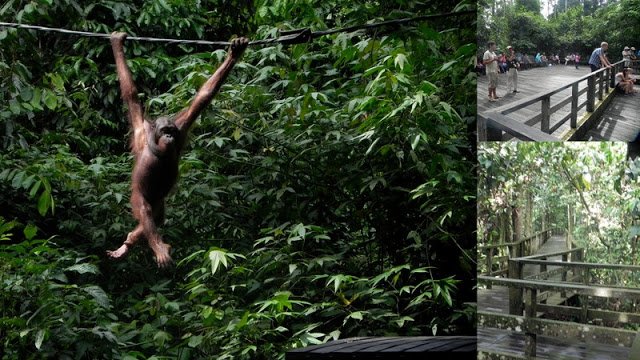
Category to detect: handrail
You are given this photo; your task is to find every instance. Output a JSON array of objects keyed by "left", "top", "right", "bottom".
[
  {"left": 514, "top": 259, "right": 640, "bottom": 271},
  {"left": 478, "top": 274, "right": 640, "bottom": 357},
  {"left": 518, "top": 247, "right": 583, "bottom": 259},
  {"left": 477, "top": 275, "right": 640, "bottom": 298},
  {"left": 478, "top": 228, "right": 560, "bottom": 280},
  {"left": 478, "top": 228, "right": 558, "bottom": 250},
  {"left": 478, "top": 113, "right": 560, "bottom": 141},
  {"left": 479, "top": 59, "right": 626, "bottom": 140}
]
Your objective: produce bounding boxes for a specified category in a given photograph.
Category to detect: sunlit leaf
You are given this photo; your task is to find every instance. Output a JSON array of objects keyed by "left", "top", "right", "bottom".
[
  {"left": 208, "top": 249, "right": 229, "bottom": 275},
  {"left": 35, "top": 329, "right": 44, "bottom": 350}
]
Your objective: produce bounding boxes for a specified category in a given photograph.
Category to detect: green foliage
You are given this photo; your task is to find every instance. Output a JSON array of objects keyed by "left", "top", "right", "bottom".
[
  {"left": 0, "top": 221, "right": 115, "bottom": 359},
  {"left": 479, "top": 142, "right": 640, "bottom": 285},
  {"left": 479, "top": 0, "right": 639, "bottom": 57},
  {"left": 0, "top": 0, "right": 476, "bottom": 358}
]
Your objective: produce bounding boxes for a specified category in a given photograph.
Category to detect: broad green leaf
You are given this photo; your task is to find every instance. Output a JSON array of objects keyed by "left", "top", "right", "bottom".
[
  {"left": 394, "top": 53, "right": 408, "bottom": 70},
  {"left": 440, "top": 60, "right": 457, "bottom": 72},
  {"left": 43, "top": 90, "right": 57, "bottom": 110},
  {"left": 411, "top": 134, "right": 421, "bottom": 150},
  {"left": 153, "top": 331, "right": 171, "bottom": 346},
  {"left": 37, "top": 191, "right": 50, "bottom": 216},
  {"left": 23, "top": 224, "right": 37, "bottom": 240},
  {"left": 208, "top": 249, "right": 229, "bottom": 275},
  {"left": 188, "top": 335, "right": 203, "bottom": 348},
  {"left": 83, "top": 286, "right": 110, "bottom": 308},
  {"left": 20, "top": 87, "right": 32, "bottom": 102},
  {"left": 67, "top": 263, "right": 100, "bottom": 274},
  {"left": 35, "top": 329, "right": 44, "bottom": 350}
]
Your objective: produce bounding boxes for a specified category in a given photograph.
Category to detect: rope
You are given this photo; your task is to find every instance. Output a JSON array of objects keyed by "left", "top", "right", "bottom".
[{"left": 0, "top": 10, "right": 475, "bottom": 47}]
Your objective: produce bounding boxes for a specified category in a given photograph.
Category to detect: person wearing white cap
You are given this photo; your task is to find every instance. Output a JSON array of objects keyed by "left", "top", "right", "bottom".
[
  {"left": 623, "top": 46, "right": 631, "bottom": 67},
  {"left": 506, "top": 46, "right": 519, "bottom": 94}
]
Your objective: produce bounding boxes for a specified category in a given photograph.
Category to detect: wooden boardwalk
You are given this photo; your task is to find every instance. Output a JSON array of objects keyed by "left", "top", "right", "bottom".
[
  {"left": 478, "top": 235, "right": 568, "bottom": 314},
  {"left": 477, "top": 66, "right": 592, "bottom": 137},
  {"left": 479, "top": 328, "right": 631, "bottom": 359},
  {"left": 522, "top": 235, "right": 567, "bottom": 279},
  {"left": 477, "top": 235, "right": 632, "bottom": 359},
  {"left": 477, "top": 66, "right": 640, "bottom": 140},
  {"left": 585, "top": 86, "right": 640, "bottom": 141}
]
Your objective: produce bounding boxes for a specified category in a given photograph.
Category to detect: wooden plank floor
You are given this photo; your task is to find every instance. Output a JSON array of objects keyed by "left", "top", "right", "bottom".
[
  {"left": 477, "top": 66, "right": 593, "bottom": 137},
  {"left": 522, "top": 235, "right": 567, "bottom": 279},
  {"left": 478, "top": 328, "right": 630, "bottom": 359},
  {"left": 584, "top": 85, "right": 640, "bottom": 141},
  {"left": 286, "top": 337, "right": 476, "bottom": 359}
]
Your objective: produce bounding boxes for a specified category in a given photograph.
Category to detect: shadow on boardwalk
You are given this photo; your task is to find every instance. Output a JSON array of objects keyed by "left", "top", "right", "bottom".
[{"left": 586, "top": 83, "right": 640, "bottom": 141}]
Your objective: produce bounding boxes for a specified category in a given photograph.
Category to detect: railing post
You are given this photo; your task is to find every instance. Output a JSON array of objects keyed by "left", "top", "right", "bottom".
[
  {"left": 519, "top": 242, "right": 524, "bottom": 258},
  {"left": 561, "top": 254, "right": 568, "bottom": 298},
  {"left": 587, "top": 74, "right": 595, "bottom": 112},
  {"left": 609, "top": 65, "right": 616, "bottom": 89},
  {"left": 487, "top": 248, "right": 493, "bottom": 289},
  {"left": 571, "top": 82, "right": 579, "bottom": 128},
  {"left": 580, "top": 266, "right": 588, "bottom": 323},
  {"left": 478, "top": 117, "right": 503, "bottom": 140},
  {"left": 524, "top": 288, "right": 538, "bottom": 358},
  {"left": 541, "top": 96, "right": 550, "bottom": 133},
  {"left": 508, "top": 259, "right": 524, "bottom": 315},
  {"left": 598, "top": 70, "right": 604, "bottom": 100},
  {"left": 477, "top": 116, "right": 487, "bottom": 141}
]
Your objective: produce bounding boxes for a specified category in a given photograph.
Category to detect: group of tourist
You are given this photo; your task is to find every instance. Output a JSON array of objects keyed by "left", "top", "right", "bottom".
[
  {"left": 481, "top": 42, "right": 521, "bottom": 102},
  {"left": 481, "top": 40, "right": 638, "bottom": 102},
  {"left": 563, "top": 53, "right": 581, "bottom": 68},
  {"left": 622, "top": 46, "right": 637, "bottom": 67},
  {"left": 475, "top": 51, "right": 574, "bottom": 75},
  {"left": 535, "top": 53, "right": 562, "bottom": 66}
]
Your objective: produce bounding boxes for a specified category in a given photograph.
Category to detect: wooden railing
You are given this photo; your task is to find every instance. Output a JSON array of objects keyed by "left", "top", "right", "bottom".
[
  {"left": 478, "top": 246, "right": 640, "bottom": 359},
  {"left": 478, "top": 276, "right": 640, "bottom": 359},
  {"left": 478, "top": 228, "right": 558, "bottom": 278},
  {"left": 478, "top": 59, "right": 627, "bottom": 141}
]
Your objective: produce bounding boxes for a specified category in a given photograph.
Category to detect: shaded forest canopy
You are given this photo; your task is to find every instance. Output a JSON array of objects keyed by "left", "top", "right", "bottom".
[
  {"left": 0, "top": 0, "right": 476, "bottom": 359},
  {"left": 478, "top": 142, "right": 640, "bottom": 275}
]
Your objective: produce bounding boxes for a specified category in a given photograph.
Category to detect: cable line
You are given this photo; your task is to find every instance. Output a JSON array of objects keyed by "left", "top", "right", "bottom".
[{"left": 0, "top": 10, "right": 475, "bottom": 47}]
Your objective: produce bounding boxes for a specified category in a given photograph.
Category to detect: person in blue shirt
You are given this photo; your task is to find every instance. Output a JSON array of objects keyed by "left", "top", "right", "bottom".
[{"left": 588, "top": 42, "right": 613, "bottom": 72}]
